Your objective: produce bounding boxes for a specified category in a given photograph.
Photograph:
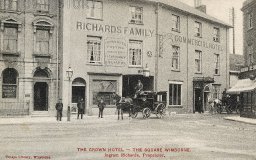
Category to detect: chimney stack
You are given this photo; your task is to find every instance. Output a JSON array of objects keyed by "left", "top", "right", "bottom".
[{"left": 194, "top": 0, "right": 207, "bottom": 13}]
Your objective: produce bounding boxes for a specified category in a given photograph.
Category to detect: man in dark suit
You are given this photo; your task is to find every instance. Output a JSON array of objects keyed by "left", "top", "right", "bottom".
[
  {"left": 98, "top": 98, "right": 106, "bottom": 118},
  {"left": 77, "top": 98, "right": 84, "bottom": 119},
  {"left": 55, "top": 98, "right": 63, "bottom": 121}
]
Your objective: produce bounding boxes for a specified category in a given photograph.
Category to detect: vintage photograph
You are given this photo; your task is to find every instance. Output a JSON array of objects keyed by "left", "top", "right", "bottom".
[{"left": 0, "top": 0, "right": 255, "bottom": 159}]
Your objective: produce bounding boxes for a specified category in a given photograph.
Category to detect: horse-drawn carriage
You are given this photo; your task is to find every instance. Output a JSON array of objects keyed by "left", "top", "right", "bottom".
[
  {"left": 114, "top": 91, "right": 167, "bottom": 119},
  {"left": 131, "top": 91, "right": 167, "bottom": 118}
]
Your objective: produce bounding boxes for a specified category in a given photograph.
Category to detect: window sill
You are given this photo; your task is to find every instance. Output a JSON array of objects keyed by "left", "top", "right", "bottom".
[
  {"left": 1, "top": 51, "right": 20, "bottom": 57},
  {"left": 87, "top": 62, "right": 103, "bottom": 66},
  {"left": 172, "top": 29, "right": 180, "bottom": 33},
  {"left": 128, "top": 65, "right": 143, "bottom": 68},
  {"left": 33, "top": 12, "right": 54, "bottom": 18},
  {"left": 171, "top": 69, "right": 180, "bottom": 72},
  {"left": 168, "top": 105, "right": 183, "bottom": 108},
  {"left": 214, "top": 74, "right": 220, "bottom": 76},
  {"left": 195, "top": 35, "right": 202, "bottom": 38},
  {"left": 129, "top": 21, "right": 144, "bottom": 25},
  {"left": 247, "top": 27, "right": 254, "bottom": 31},
  {"left": 33, "top": 53, "right": 51, "bottom": 58},
  {"left": 0, "top": 9, "right": 22, "bottom": 14},
  {"left": 86, "top": 17, "right": 103, "bottom": 21},
  {"left": 195, "top": 72, "right": 202, "bottom": 74}
]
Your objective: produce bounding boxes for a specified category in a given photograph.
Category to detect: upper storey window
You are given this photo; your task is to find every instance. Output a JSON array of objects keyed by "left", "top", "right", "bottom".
[
  {"left": 3, "top": 26, "right": 18, "bottom": 53},
  {"left": 172, "top": 14, "right": 180, "bottom": 32},
  {"left": 213, "top": 27, "right": 220, "bottom": 42},
  {"left": 3, "top": 0, "right": 18, "bottom": 11},
  {"left": 36, "top": 0, "right": 49, "bottom": 12},
  {"left": 194, "top": 21, "right": 202, "bottom": 37},
  {"left": 129, "top": 6, "right": 143, "bottom": 24},
  {"left": 248, "top": 12, "right": 253, "bottom": 29},
  {"left": 86, "top": 0, "right": 103, "bottom": 20}
]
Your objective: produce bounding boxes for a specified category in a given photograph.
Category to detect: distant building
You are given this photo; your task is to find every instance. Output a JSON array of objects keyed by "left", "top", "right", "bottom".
[{"left": 229, "top": 54, "right": 244, "bottom": 87}]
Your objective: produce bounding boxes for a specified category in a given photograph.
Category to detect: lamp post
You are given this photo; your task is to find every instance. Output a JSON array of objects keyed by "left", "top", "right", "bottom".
[
  {"left": 138, "top": 64, "right": 150, "bottom": 77},
  {"left": 66, "top": 66, "right": 73, "bottom": 121}
]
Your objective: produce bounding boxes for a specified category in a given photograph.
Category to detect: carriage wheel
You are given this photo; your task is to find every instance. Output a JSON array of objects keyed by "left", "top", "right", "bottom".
[
  {"left": 156, "top": 103, "right": 166, "bottom": 119},
  {"left": 142, "top": 108, "right": 151, "bottom": 118},
  {"left": 131, "top": 110, "right": 138, "bottom": 118}
]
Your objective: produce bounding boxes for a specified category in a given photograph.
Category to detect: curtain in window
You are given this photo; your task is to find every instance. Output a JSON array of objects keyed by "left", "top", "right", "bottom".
[{"left": 3, "top": 27, "right": 18, "bottom": 52}]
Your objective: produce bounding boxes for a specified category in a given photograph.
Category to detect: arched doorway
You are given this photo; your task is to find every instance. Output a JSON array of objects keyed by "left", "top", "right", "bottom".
[
  {"left": 72, "top": 78, "right": 86, "bottom": 114},
  {"left": 203, "top": 85, "right": 211, "bottom": 112},
  {"left": 33, "top": 69, "right": 49, "bottom": 111}
]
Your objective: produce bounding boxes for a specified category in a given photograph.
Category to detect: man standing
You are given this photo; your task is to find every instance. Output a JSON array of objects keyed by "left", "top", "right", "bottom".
[
  {"left": 134, "top": 80, "right": 143, "bottom": 98},
  {"left": 55, "top": 98, "right": 63, "bottom": 121},
  {"left": 77, "top": 98, "right": 84, "bottom": 119},
  {"left": 98, "top": 98, "right": 106, "bottom": 118}
]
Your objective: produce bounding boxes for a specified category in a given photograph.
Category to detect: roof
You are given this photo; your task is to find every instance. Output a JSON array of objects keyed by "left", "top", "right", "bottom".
[
  {"left": 144, "top": 0, "right": 232, "bottom": 28},
  {"left": 229, "top": 54, "right": 244, "bottom": 71},
  {"left": 242, "top": 0, "right": 256, "bottom": 10}
]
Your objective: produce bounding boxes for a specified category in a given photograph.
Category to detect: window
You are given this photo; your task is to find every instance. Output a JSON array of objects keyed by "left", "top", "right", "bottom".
[
  {"left": 2, "top": 68, "right": 18, "bottom": 98},
  {"left": 35, "top": 30, "right": 50, "bottom": 54},
  {"left": 213, "top": 27, "right": 220, "bottom": 42},
  {"left": 169, "top": 83, "right": 182, "bottom": 106},
  {"left": 171, "top": 46, "right": 180, "bottom": 71},
  {"left": 129, "top": 6, "right": 143, "bottom": 24},
  {"left": 4, "top": 0, "right": 17, "bottom": 11},
  {"left": 86, "top": 0, "right": 103, "bottom": 19},
  {"left": 87, "top": 36, "right": 102, "bottom": 64},
  {"left": 248, "top": 12, "right": 253, "bottom": 29},
  {"left": 129, "top": 40, "right": 142, "bottom": 66},
  {"left": 248, "top": 45, "right": 253, "bottom": 65},
  {"left": 195, "top": 50, "right": 202, "bottom": 73},
  {"left": 214, "top": 54, "right": 220, "bottom": 75},
  {"left": 3, "top": 26, "right": 18, "bottom": 53},
  {"left": 212, "top": 84, "right": 221, "bottom": 99},
  {"left": 172, "top": 14, "right": 180, "bottom": 32},
  {"left": 195, "top": 21, "right": 202, "bottom": 37},
  {"left": 36, "top": 0, "right": 49, "bottom": 12}
]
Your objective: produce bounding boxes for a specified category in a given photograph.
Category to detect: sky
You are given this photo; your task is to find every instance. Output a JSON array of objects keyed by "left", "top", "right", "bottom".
[{"left": 178, "top": 0, "right": 244, "bottom": 55}]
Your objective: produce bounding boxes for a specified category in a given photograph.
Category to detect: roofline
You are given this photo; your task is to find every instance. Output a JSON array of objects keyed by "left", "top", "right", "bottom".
[{"left": 241, "top": 0, "right": 256, "bottom": 11}]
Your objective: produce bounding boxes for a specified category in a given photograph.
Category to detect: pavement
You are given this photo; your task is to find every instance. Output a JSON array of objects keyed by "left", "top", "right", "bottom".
[{"left": 0, "top": 113, "right": 256, "bottom": 125}]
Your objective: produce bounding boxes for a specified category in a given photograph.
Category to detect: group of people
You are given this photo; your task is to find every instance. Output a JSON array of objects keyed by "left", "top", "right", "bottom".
[{"left": 55, "top": 80, "right": 144, "bottom": 121}]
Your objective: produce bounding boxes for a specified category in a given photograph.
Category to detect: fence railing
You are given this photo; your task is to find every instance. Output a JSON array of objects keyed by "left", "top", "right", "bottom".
[{"left": 0, "top": 101, "right": 29, "bottom": 116}]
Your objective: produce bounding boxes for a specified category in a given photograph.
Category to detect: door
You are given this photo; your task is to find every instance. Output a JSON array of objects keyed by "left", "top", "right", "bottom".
[
  {"left": 195, "top": 88, "right": 203, "bottom": 113},
  {"left": 34, "top": 82, "right": 48, "bottom": 111}
]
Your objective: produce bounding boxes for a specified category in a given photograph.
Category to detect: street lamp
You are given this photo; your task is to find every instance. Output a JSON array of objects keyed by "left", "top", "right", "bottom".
[
  {"left": 66, "top": 66, "right": 73, "bottom": 121},
  {"left": 138, "top": 64, "right": 150, "bottom": 77}
]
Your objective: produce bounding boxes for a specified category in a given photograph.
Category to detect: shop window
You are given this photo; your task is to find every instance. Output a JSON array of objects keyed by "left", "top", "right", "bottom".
[
  {"left": 129, "top": 6, "right": 143, "bottom": 24},
  {"left": 129, "top": 40, "right": 142, "bottom": 66},
  {"left": 87, "top": 36, "right": 102, "bottom": 64},
  {"left": 3, "top": 26, "right": 18, "bottom": 53},
  {"left": 195, "top": 50, "right": 202, "bottom": 73},
  {"left": 169, "top": 83, "right": 182, "bottom": 106},
  {"left": 2, "top": 68, "right": 18, "bottom": 98},
  {"left": 172, "top": 14, "right": 180, "bottom": 32},
  {"left": 214, "top": 54, "right": 220, "bottom": 75},
  {"left": 171, "top": 45, "right": 180, "bottom": 71},
  {"left": 3, "top": 0, "right": 17, "bottom": 11},
  {"left": 86, "top": 0, "right": 103, "bottom": 19},
  {"left": 36, "top": 0, "right": 49, "bottom": 12},
  {"left": 212, "top": 84, "right": 221, "bottom": 99},
  {"left": 91, "top": 80, "right": 117, "bottom": 105},
  {"left": 195, "top": 21, "right": 202, "bottom": 37},
  {"left": 213, "top": 27, "right": 220, "bottom": 42},
  {"left": 248, "top": 12, "right": 253, "bottom": 29},
  {"left": 36, "top": 29, "right": 50, "bottom": 54}
]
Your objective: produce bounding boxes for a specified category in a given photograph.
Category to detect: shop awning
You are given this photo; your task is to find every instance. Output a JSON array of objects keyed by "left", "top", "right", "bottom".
[{"left": 227, "top": 79, "right": 256, "bottom": 94}]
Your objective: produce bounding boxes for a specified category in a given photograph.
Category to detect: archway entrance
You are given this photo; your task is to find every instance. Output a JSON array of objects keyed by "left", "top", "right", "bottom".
[
  {"left": 72, "top": 78, "right": 86, "bottom": 114},
  {"left": 34, "top": 82, "right": 48, "bottom": 111}
]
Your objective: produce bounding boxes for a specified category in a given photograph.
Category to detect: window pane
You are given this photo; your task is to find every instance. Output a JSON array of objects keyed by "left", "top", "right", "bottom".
[
  {"left": 3, "top": 27, "right": 18, "bottom": 52},
  {"left": 129, "top": 41, "right": 142, "bottom": 66},
  {"left": 87, "top": 37, "right": 102, "bottom": 63}
]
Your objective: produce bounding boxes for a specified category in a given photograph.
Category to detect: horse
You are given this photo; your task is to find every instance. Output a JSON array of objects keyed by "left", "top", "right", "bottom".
[{"left": 112, "top": 93, "right": 133, "bottom": 120}]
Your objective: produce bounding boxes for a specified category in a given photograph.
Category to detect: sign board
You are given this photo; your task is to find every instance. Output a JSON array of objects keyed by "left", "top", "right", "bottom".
[{"left": 2, "top": 85, "right": 16, "bottom": 98}]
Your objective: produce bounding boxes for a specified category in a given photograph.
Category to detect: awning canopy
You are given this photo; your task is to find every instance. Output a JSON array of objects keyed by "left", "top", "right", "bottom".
[{"left": 227, "top": 79, "right": 256, "bottom": 94}]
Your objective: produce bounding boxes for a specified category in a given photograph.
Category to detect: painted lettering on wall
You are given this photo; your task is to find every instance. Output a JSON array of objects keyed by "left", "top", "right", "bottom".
[
  {"left": 105, "top": 38, "right": 127, "bottom": 66},
  {"left": 160, "top": 33, "right": 224, "bottom": 51},
  {"left": 76, "top": 21, "right": 154, "bottom": 37}
]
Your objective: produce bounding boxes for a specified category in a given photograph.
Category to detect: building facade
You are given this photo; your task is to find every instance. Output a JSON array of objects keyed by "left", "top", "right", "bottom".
[
  {"left": 0, "top": 0, "right": 59, "bottom": 116},
  {"left": 60, "top": 0, "right": 231, "bottom": 116}
]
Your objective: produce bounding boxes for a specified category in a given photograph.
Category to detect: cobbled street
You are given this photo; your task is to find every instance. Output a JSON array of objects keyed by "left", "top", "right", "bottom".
[{"left": 1, "top": 114, "right": 256, "bottom": 160}]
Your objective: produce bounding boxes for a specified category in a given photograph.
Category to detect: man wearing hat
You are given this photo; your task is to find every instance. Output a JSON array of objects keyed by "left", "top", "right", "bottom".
[{"left": 55, "top": 98, "right": 63, "bottom": 121}]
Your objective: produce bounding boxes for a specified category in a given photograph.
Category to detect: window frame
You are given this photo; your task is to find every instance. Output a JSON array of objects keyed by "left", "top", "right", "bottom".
[
  {"left": 248, "top": 12, "right": 253, "bottom": 30},
  {"left": 3, "top": 0, "right": 18, "bottom": 11},
  {"left": 86, "top": 0, "right": 103, "bottom": 20},
  {"left": 171, "top": 45, "right": 180, "bottom": 71},
  {"left": 194, "top": 21, "right": 202, "bottom": 37},
  {"left": 36, "top": 0, "right": 49, "bottom": 12},
  {"left": 2, "top": 68, "right": 18, "bottom": 99},
  {"left": 3, "top": 25, "right": 18, "bottom": 53},
  {"left": 195, "top": 50, "right": 202, "bottom": 73},
  {"left": 168, "top": 81, "right": 182, "bottom": 106},
  {"left": 214, "top": 53, "right": 220, "bottom": 75},
  {"left": 128, "top": 40, "right": 143, "bottom": 67},
  {"left": 35, "top": 29, "right": 50, "bottom": 54},
  {"left": 129, "top": 6, "right": 143, "bottom": 25},
  {"left": 213, "top": 27, "right": 220, "bottom": 42},
  {"left": 172, "top": 14, "right": 180, "bottom": 32},
  {"left": 87, "top": 36, "right": 102, "bottom": 65},
  {"left": 248, "top": 45, "right": 254, "bottom": 65}
]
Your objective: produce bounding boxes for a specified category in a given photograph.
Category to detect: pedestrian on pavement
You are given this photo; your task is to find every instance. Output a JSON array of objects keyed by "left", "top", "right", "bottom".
[
  {"left": 98, "top": 97, "right": 106, "bottom": 118},
  {"left": 55, "top": 98, "right": 63, "bottom": 121},
  {"left": 77, "top": 98, "right": 84, "bottom": 119}
]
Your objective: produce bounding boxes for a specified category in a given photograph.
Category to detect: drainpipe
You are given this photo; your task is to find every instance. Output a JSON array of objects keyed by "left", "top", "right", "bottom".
[{"left": 155, "top": 2, "right": 159, "bottom": 91}]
